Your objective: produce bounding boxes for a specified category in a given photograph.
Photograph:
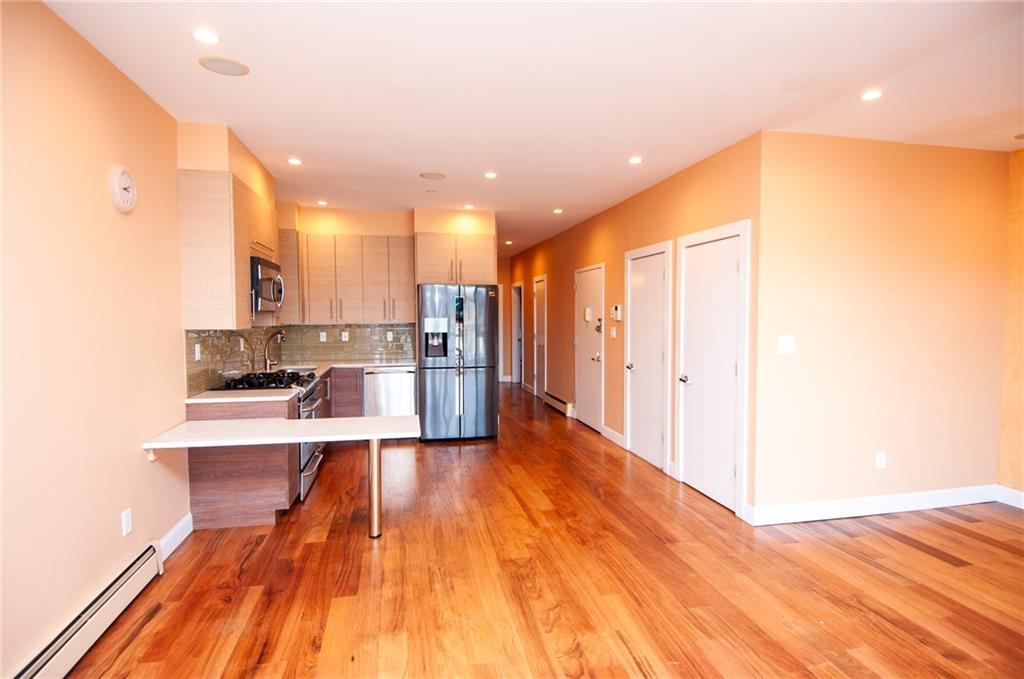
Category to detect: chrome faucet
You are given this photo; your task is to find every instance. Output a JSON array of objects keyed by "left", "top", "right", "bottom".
[{"left": 264, "top": 329, "right": 286, "bottom": 372}]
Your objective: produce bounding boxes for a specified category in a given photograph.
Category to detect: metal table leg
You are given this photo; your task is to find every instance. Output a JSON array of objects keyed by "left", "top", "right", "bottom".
[{"left": 368, "top": 438, "right": 382, "bottom": 538}]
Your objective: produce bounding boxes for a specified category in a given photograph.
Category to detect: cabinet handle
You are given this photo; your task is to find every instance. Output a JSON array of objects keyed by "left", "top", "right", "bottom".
[
  {"left": 460, "top": 260, "right": 463, "bottom": 281},
  {"left": 329, "top": 299, "right": 334, "bottom": 320},
  {"left": 383, "top": 299, "right": 387, "bottom": 319},
  {"left": 338, "top": 298, "right": 343, "bottom": 319},
  {"left": 449, "top": 260, "right": 453, "bottom": 282},
  {"left": 252, "top": 239, "right": 273, "bottom": 251},
  {"left": 391, "top": 298, "right": 396, "bottom": 318}
]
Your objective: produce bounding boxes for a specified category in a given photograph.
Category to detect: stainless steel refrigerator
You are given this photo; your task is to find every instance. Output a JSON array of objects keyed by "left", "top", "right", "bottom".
[{"left": 417, "top": 284, "right": 499, "bottom": 440}]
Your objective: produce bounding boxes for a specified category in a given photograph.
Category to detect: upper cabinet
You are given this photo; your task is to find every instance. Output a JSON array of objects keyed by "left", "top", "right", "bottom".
[
  {"left": 388, "top": 236, "right": 416, "bottom": 322},
  {"left": 180, "top": 170, "right": 277, "bottom": 330},
  {"left": 414, "top": 232, "right": 496, "bottom": 285},
  {"left": 335, "top": 234, "right": 364, "bottom": 323},
  {"left": 277, "top": 230, "right": 302, "bottom": 325},
  {"left": 236, "top": 176, "right": 278, "bottom": 260},
  {"left": 302, "top": 233, "right": 337, "bottom": 324}
]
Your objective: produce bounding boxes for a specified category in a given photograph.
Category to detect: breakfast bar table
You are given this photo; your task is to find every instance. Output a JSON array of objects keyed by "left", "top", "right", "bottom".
[{"left": 141, "top": 415, "right": 420, "bottom": 538}]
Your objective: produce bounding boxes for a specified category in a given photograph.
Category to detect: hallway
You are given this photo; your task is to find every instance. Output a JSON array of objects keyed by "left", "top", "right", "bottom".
[{"left": 71, "top": 386, "right": 1024, "bottom": 677}]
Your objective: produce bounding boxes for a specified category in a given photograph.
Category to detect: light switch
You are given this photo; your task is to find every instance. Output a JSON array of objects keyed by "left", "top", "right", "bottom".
[
  {"left": 319, "top": 331, "right": 327, "bottom": 342},
  {"left": 584, "top": 307, "right": 593, "bottom": 322},
  {"left": 777, "top": 335, "right": 797, "bottom": 355},
  {"left": 341, "top": 330, "right": 350, "bottom": 342},
  {"left": 610, "top": 327, "right": 617, "bottom": 339}
]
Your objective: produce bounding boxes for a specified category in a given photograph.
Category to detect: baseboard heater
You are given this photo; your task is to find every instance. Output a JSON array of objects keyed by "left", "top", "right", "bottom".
[{"left": 15, "top": 545, "right": 162, "bottom": 678}]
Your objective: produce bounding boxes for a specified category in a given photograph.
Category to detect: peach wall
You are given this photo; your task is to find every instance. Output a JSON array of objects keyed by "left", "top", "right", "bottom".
[
  {"left": 228, "top": 127, "right": 276, "bottom": 207},
  {"left": 1, "top": 3, "right": 189, "bottom": 674},
  {"left": 999, "top": 149, "right": 1024, "bottom": 490},
  {"left": 414, "top": 207, "right": 496, "bottom": 235},
  {"left": 755, "top": 132, "right": 1008, "bottom": 504},
  {"left": 278, "top": 201, "right": 299, "bottom": 231},
  {"left": 497, "top": 257, "right": 512, "bottom": 377},
  {"left": 511, "top": 134, "right": 762, "bottom": 438},
  {"left": 177, "top": 121, "right": 228, "bottom": 171},
  {"left": 297, "top": 206, "right": 413, "bottom": 236}
]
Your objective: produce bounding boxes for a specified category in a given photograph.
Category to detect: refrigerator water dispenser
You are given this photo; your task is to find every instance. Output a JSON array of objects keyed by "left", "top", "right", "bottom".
[{"left": 423, "top": 316, "right": 449, "bottom": 357}]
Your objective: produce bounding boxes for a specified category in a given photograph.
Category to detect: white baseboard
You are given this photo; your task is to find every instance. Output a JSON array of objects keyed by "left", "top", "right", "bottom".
[
  {"left": 543, "top": 395, "right": 570, "bottom": 415},
  {"left": 158, "top": 512, "right": 193, "bottom": 561},
  {"left": 743, "top": 484, "right": 1021, "bottom": 526},
  {"left": 602, "top": 426, "right": 626, "bottom": 448},
  {"left": 565, "top": 402, "right": 576, "bottom": 418},
  {"left": 521, "top": 382, "right": 535, "bottom": 394},
  {"left": 499, "top": 375, "right": 513, "bottom": 383},
  {"left": 994, "top": 484, "right": 1024, "bottom": 509}
]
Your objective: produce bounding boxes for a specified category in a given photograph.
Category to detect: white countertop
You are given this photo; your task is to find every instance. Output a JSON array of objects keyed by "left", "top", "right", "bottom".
[
  {"left": 142, "top": 415, "right": 421, "bottom": 450},
  {"left": 185, "top": 359, "right": 417, "bottom": 404}
]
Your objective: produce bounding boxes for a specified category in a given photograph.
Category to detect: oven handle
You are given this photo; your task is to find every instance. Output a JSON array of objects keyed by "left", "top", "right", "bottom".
[
  {"left": 302, "top": 451, "right": 324, "bottom": 478},
  {"left": 300, "top": 397, "right": 322, "bottom": 413}
]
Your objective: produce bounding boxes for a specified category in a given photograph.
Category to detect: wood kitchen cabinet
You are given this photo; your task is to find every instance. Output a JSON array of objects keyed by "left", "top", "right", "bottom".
[
  {"left": 331, "top": 368, "right": 364, "bottom": 417},
  {"left": 335, "top": 234, "right": 364, "bottom": 323},
  {"left": 361, "top": 236, "right": 390, "bottom": 323},
  {"left": 277, "top": 230, "right": 302, "bottom": 325},
  {"left": 180, "top": 169, "right": 277, "bottom": 330},
  {"left": 302, "top": 233, "right": 336, "bottom": 324},
  {"left": 414, "top": 232, "right": 496, "bottom": 285},
  {"left": 388, "top": 236, "right": 416, "bottom": 322},
  {"left": 361, "top": 235, "right": 415, "bottom": 323}
]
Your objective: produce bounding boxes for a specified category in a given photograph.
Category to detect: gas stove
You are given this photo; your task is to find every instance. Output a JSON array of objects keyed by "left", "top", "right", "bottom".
[{"left": 215, "top": 369, "right": 318, "bottom": 392}]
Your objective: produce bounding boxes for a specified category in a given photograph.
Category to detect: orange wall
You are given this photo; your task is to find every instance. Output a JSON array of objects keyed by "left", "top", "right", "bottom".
[
  {"left": 999, "top": 149, "right": 1024, "bottom": 490},
  {"left": 497, "top": 257, "right": 512, "bottom": 377},
  {"left": 511, "top": 133, "right": 763, "bottom": 437},
  {"left": 1, "top": 3, "right": 188, "bottom": 673},
  {"left": 297, "top": 205, "right": 414, "bottom": 236},
  {"left": 414, "top": 207, "right": 496, "bottom": 235},
  {"left": 755, "top": 133, "right": 1008, "bottom": 504}
]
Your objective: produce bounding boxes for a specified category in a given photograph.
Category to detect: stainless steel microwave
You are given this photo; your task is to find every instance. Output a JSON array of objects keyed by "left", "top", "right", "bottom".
[{"left": 250, "top": 256, "right": 284, "bottom": 313}]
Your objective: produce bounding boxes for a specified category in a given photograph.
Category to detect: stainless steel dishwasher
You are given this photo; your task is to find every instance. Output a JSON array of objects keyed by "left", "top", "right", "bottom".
[{"left": 363, "top": 366, "right": 417, "bottom": 416}]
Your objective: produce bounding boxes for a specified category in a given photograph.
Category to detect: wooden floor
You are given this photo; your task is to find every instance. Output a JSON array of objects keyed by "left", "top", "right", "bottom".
[{"left": 72, "top": 386, "right": 1024, "bottom": 678}]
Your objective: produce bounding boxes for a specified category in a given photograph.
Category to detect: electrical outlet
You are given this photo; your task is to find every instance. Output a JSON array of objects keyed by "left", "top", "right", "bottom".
[
  {"left": 194, "top": 343, "right": 202, "bottom": 361},
  {"left": 341, "top": 330, "right": 350, "bottom": 342},
  {"left": 239, "top": 337, "right": 245, "bottom": 351},
  {"left": 121, "top": 508, "right": 133, "bottom": 537},
  {"left": 610, "top": 327, "right": 617, "bottom": 339},
  {"left": 875, "top": 450, "right": 888, "bottom": 469},
  {"left": 319, "top": 331, "right": 327, "bottom": 342},
  {"left": 386, "top": 330, "right": 394, "bottom": 342}
]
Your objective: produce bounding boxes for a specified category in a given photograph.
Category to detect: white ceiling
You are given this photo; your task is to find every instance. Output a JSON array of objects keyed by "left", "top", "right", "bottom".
[{"left": 50, "top": 1, "right": 1023, "bottom": 254}]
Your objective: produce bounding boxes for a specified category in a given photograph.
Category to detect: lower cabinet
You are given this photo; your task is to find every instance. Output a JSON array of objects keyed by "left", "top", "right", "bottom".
[{"left": 331, "top": 367, "right": 364, "bottom": 417}]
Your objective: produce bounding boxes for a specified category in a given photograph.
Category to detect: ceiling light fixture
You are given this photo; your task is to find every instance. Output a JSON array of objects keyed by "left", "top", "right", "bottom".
[
  {"left": 192, "top": 27, "right": 219, "bottom": 45},
  {"left": 1014, "top": 132, "right": 1024, "bottom": 140},
  {"left": 287, "top": 157, "right": 302, "bottom": 166},
  {"left": 198, "top": 56, "right": 249, "bottom": 77},
  {"left": 553, "top": 208, "right": 564, "bottom": 214},
  {"left": 860, "top": 89, "right": 883, "bottom": 101},
  {"left": 316, "top": 200, "right": 327, "bottom": 206},
  {"left": 627, "top": 155, "right": 643, "bottom": 165},
  {"left": 464, "top": 204, "right": 475, "bottom": 210},
  {"left": 419, "top": 172, "right": 446, "bottom": 180},
  {"left": 505, "top": 240, "right": 512, "bottom": 245},
  {"left": 484, "top": 171, "right": 497, "bottom": 179}
]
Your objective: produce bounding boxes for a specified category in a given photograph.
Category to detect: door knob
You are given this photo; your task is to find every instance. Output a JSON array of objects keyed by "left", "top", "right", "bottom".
[
  {"left": 679, "top": 375, "right": 690, "bottom": 383},
  {"left": 626, "top": 362, "right": 634, "bottom": 370}
]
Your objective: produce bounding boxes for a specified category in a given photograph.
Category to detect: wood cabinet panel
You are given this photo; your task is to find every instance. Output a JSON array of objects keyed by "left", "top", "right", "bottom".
[
  {"left": 303, "top": 233, "right": 336, "bottom": 324},
  {"left": 388, "top": 236, "right": 416, "bottom": 322},
  {"left": 335, "top": 234, "right": 364, "bottom": 323},
  {"left": 415, "top": 232, "right": 457, "bottom": 284},
  {"left": 456, "top": 233, "right": 497, "bottom": 284},
  {"left": 362, "top": 236, "right": 390, "bottom": 323},
  {"left": 277, "top": 230, "right": 302, "bottom": 325},
  {"left": 331, "top": 368, "right": 364, "bottom": 417},
  {"left": 234, "top": 175, "right": 278, "bottom": 260}
]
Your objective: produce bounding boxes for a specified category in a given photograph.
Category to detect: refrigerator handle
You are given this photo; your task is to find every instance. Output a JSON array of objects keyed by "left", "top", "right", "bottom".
[{"left": 455, "top": 367, "right": 463, "bottom": 416}]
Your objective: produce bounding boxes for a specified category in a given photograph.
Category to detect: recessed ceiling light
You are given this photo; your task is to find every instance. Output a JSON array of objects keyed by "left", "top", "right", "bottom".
[
  {"left": 198, "top": 56, "right": 249, "bottom": 77},
  {"left": 316, "top": 200, "right": 327, "bottom": 206},
  {"left": 505, "top": 240, "right": 512, "bottom": 245},
  {"left": 192, "top": 27, "right": 219, "bottom": 45},
  {"left": 426, "top": 188, "right": 437, "bottom": 193},
  {"left": 627, "top": 155, "right": 643, "bottom": 165},
  {"left": 464, "top": 204, "right": 474, "bottom": 210},
  {"left": 484, "top": 171, "right": 497, "bottom": 179},
  {"left": 553, "top": 208, "right": 564, "bottom": 214},
  {"left": 287, "top": 157, "right": 302, "bottom": 166},
  {"left": 419, "top": 172, "right": 446, "bottom": 180},
  {"left": 860, "top": 89, "right": 883, "bottom": 101}
]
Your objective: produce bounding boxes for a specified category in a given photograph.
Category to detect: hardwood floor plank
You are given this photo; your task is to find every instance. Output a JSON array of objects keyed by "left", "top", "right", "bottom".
[{"left": 67, "top": 386, "right": 1024, "bottom": 678}]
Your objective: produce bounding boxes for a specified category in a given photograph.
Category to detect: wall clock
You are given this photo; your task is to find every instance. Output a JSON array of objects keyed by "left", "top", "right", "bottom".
[{"left": 108, "top": 165, "right": 138, "bottom": 213}]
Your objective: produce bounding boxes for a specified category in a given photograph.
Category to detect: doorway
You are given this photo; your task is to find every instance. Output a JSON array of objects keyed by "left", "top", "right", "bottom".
[
  {"left": 574, "top": 264, "right": 604, "bottom": 431},
  {"left": 533, "top": 274, "right": 547, "bottom": 399},
  {"left": 676, "top": 220, "right": 751, "bottom": 513},
  {"left": 511, "top": 282, "right": 523, "bottom": 384},
  {"left": 624, "top": 241, "right": 672, "bottom": 470}
]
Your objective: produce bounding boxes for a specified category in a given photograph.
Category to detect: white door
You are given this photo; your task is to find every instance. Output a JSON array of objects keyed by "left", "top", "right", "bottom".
[
  {"left": 681, "top": 236, "right": 740, "bottom": 509},
  {"left": 574, "top": 266, "right": 604, "bottom": 430},
  {"left": 511, "top": 286, "right": 523, "bottom": 383},
  {"left": 534, "top": 278, "right": 547, "bottom": 396},
  {"left": 626, "top": 252, "right": 667, "bottom": 468}
]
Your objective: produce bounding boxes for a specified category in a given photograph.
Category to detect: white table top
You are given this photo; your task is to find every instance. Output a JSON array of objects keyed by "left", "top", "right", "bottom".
[{"left": 142, "top": 415, "right": 421, "bottom": 450}]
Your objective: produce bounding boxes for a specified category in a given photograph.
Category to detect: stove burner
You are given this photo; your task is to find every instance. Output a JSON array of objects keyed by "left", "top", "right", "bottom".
[{"left": 216, "top": 370, "right": 316, "bottom": 391}]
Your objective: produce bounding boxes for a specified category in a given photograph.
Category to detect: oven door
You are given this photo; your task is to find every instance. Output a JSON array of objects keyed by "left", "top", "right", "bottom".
[
  {"left": 251, "top": 256, "right": 285, "bottom": 313},
  {"left": 298, "top": 380, "right": 326, "bottom": 500}
]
